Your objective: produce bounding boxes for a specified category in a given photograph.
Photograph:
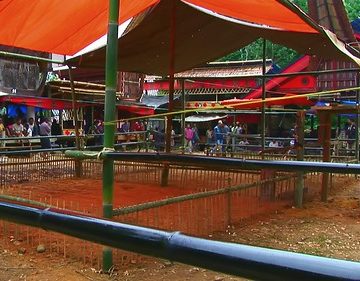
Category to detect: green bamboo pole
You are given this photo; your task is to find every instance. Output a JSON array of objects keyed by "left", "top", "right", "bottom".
[
  {"left": 102, "top": 0, "right": 119, "bottom": 272},
  {"left": 0, "top": 51, "right": 64, "bottom": 64}
]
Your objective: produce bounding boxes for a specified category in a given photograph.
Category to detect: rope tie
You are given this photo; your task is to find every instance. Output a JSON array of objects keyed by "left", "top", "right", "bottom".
[{"left": 97, "top": 147, "right": 115, "bottom": 160}]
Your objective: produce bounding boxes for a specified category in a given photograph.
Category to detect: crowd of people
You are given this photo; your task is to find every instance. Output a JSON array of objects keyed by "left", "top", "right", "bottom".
[
  {"left": 0, "top": 115, "right": 358, "bottom": 157},
  {"left": 0, "top": 117, "right": 57, "bottom": 152},
  {"left": 184, "top": 120, "right": 248, "bottom": 154}
]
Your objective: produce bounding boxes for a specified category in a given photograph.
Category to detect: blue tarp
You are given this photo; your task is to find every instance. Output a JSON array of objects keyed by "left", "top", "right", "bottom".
[{"left": 351, "top": 18, "right": 360, "bottom": 34}]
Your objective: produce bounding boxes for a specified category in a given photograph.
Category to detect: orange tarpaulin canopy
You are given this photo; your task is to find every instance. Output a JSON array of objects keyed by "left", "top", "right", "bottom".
[
  {"left": 0, "top": 0, "right": 320, "bottom": 55},
  {"left": 0, "top": 0, "right": 159, "bottom": 55},
  {"left": 0, "top": 0, "right": 359, "bottom": 74},
  {"left": 184, "top": 0, "right": 317, "bottom": 33}
]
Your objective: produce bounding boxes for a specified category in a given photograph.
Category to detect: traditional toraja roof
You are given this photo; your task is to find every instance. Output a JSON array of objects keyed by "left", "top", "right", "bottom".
[
  {"left": 245, "top": 55, "right": 314, "bottom": 100},
  {"left": 146, "top": 88, "right": 252, "bottom": 98},
  {"left": 307, "top": 1, "right": 359, "bottom": 91},
  {"left": 308, "top": 0, "right": 356, "bottom": 44},
  {"left": 144, "top": 60, "right": 262, "bottom": 96},
  {"left": 174, "top": 60, "right": 273, "bottom": 78}
]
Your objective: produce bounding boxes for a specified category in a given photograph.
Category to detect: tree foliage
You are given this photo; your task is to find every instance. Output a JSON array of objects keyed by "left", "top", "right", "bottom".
[
  {"left": 344, "top": 0, "right": 360, "bottom": 21},
  {"left": 219, "top": 0, "right": 359, "bottom": 68}
]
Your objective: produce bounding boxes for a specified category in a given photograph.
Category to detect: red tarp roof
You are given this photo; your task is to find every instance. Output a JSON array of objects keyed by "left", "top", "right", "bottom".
[
  {"left": 0, "top": 96, "right": 92, "bottom": 110},
  {"left": 0, "top": 95, "right": 155, "bottom": 115}
]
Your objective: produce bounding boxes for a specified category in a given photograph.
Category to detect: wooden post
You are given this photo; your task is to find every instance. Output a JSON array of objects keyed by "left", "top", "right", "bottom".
[
  {"left": 261, "top": 38, "right": 267, "bottom": 159},
  {"left": 161, "top": 0, "right": 176, "bottom": 187},
  {"left": 319, "top": 112, "right": 331, "bottom": 202},
  {"left": 295, "top": 110, "right": 305, "bottom": 208},
  {"left": 68, "top": 67, "right": 82, "bottom": 177},
  {"left": 181, "top": 79, "right": 185, "bottom": 154}
]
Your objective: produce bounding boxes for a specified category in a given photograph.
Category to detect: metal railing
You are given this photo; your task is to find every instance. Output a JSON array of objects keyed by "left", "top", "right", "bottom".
[{"left": 0, "top": 200, "right": 359, "bottom": 281}]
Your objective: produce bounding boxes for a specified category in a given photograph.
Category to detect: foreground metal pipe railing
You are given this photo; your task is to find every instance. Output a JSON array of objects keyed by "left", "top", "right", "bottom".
[
  {"left": 0, "top": 201, "right": 359, "bottom": 281},
  {"left": 66, "top": 151, "right": 360, "bottom": 174}
]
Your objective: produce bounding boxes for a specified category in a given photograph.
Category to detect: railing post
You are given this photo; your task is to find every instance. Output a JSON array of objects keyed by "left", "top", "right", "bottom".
[{"left": 295, "top": 111, "right": 305, "bottom": 208}]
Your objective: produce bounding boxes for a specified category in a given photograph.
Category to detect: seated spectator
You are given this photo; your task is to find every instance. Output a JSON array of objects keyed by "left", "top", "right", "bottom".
[
  {"left": 269, "top": 140, "right": 279, "bottom": 148},
  {"left": 120, "top": 121, "right": 130, "bottom": 133},
  {"left": 12, "top": 118, "right": 24, "bottom": 137}
]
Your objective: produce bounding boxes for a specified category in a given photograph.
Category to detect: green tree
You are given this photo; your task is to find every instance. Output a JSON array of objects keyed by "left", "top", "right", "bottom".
[
  {"left": 219, "top": 0, "right": 359, "bottom": 68},
  {"left": 344, "top": 0, "right": 360, "bottom": 21}
]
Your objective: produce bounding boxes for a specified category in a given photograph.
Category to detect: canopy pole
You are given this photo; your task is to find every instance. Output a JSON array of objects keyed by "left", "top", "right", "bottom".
[
  {"left": 181, "top": 79, "right": 186, "bottom": 154},
  {"left": 102, "top": 0, "right": 119, "bottom": 271},
  {"left": 68, "top": 67, "right": 82, "bottom": 177},
  {"left": 295, "top": 110, "right": 305, "bottom": 208},
  {"left": 319, "top": 112, "right": 332, "bottom": 202},
  {"left": 261, "top": 39, "right": 267, "bottom": 157},
  {"left": 161, "top": 0, "right": 176, "bottom": 187}
]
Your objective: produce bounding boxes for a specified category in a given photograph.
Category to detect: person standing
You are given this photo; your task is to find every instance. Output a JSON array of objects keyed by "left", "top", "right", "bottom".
[
  {"left": 345, "top": 119, "right": 356, "bottom": 155},
  {"left": 192, "top": 124, "right": 200, "bottom": 151},
  {"left": 184, "top": 124, "right": 194, "bottom": 153},
  {"left": 214, "top": 120, "right": 225, "bottom": 151},
  {"left": 39, "top": 118, "right": 52, "bottom": 158},
  {"left": 27, "top": 117, "right": 39, "bottom": 137},
  {"left": 206, "top": 127, "right": 214, "bottom": 145},
  {"left": 153, "top": 127, "right": 164, "bottom": 152}
]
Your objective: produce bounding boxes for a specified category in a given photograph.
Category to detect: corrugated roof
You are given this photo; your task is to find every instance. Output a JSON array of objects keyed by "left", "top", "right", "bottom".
[
  {"left": 145, "top": 60, "right": 273, "bottom": 80},
  {"left": 174, "top": 61, "right": 273, "bottom": 78}
]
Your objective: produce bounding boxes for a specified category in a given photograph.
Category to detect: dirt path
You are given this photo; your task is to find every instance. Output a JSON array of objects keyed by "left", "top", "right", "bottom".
[{"left": 1, "top": 178, "right": 359, "bottom": 281}]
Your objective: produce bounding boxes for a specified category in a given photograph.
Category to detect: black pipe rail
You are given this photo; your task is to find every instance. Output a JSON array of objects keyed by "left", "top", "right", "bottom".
[
  {"left": 0, "top": 201, "right": 359, "bottom": 281},
  {"left": 66, "top": 151, "right": 360, "bottom": 174}
]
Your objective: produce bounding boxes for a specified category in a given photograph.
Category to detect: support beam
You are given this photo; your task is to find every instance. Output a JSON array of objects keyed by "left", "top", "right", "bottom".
[
  {"left": 102, "top": 0, "right": 119, "bottom": 271},
  {"left": 161, "top": 0, "right": 176, "bottom": 187},
  {"left": 181, "top": 79, "right": 186, "bottom": 154},
  {"left": 68, "top": 67, "right": 82, "bottom": 177}
]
